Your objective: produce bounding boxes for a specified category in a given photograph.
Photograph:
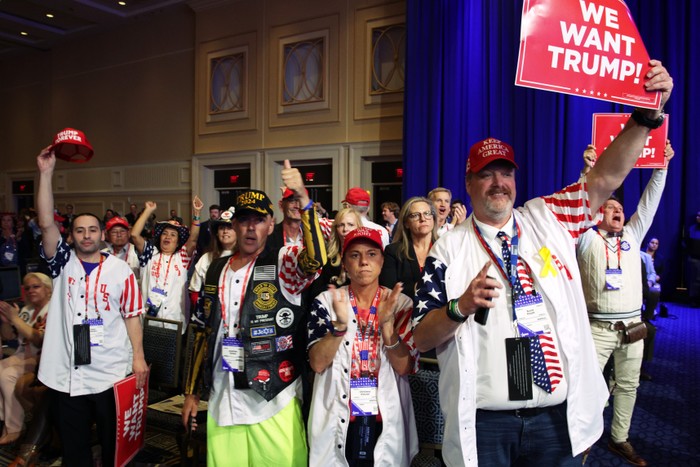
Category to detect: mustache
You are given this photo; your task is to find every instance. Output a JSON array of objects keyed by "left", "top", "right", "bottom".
[{"left": 486, "top": 186, "right": 513, "bottom": 196}]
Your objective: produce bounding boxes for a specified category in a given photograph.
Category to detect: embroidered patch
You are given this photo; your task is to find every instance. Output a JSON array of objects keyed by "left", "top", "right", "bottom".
[
  {"left": 251, "top": 325, "right": 276, "bottom": 338},
  {"left": 278, "top": 361, "right": 295, "bottom": 383},
  {"left": 276, "top": 335, "right": 294, "bottom": 352},
  {"left": 275, "top": 307, "right": 294, "bottom": 329},
  {"left": 253, "top": 282, "right": 278, "bottom": 311},
  {"left": 251, "top": 340, "right": 272, "bottom": 354},
  {"left": 253, "top": 369, "right": 271, "bottom": 384},
  {"left": 620, "top": 240, "right": 631, "bottom": 251}
]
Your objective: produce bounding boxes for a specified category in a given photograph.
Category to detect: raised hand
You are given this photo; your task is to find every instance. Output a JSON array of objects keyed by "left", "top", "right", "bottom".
[
  {"left": 37, "top": 145, "right": 56, "bottom": 173},
  {"left": 378, "top": 282, "right": 403, "bottom": 327},
  {"left": 193, "top": 195, "right": 204, "bottom": 212},
  {"left": 458, "top": 262, "right": 501, "bottom": 316}
]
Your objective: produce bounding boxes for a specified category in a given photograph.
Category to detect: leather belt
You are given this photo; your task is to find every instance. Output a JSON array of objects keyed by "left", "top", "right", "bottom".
[{"left": 477, "top": 403, "right": 564, "bottom": 418}]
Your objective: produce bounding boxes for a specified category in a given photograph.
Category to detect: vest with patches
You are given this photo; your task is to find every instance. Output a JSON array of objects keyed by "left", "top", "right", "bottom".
[{"left": 201, "top": 250, "right": 305, "bottom": 401}]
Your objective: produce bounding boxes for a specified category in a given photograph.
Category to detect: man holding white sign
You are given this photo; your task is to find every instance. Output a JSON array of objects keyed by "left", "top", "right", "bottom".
[{"left": 413, "top": 58, "right": 672, "bottom": 466}]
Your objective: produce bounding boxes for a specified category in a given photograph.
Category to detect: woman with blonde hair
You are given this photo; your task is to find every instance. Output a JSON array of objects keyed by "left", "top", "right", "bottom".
[
  {"left": 0, "top": 272, "right": 52, "bottom": 445},
  {"left": 308, "top": 208, "right": 363, "bottom": 300}
]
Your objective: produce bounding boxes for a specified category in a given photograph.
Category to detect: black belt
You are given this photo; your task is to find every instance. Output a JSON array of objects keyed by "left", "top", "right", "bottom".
[{"left": 477, "top": 403, "right": 564, "bottom": 418}]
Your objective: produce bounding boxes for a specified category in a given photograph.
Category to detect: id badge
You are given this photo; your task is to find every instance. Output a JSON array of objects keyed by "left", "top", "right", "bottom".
[
  {"left": 151, "top": 286, "right": 168, "bottom": 297},
  {"left": 605, "top": 268, "right": 623, "bottom": 290},
  {"left": 222, "top": 337, "right": 244, "bottom": 372},
  {"left": 514, "top": 294, "right": 551, "bottom": 337},
  {"left": 87, "top": 319, "right": 105, "bottom": 347},
  {"left": 350, "top": 377, "right": 379, "bottom": 416}
]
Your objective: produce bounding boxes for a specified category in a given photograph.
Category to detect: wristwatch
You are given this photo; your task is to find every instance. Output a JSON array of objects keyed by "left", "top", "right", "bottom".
[{"left": 631, "top": 109, "right": 665, "bottom": 129}]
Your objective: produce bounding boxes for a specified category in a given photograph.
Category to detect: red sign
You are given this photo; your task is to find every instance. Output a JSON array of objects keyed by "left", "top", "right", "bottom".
[
  {"left": 114, "top": 373, "right": 149, "bottom": 467},
  {"left": 515, "top": 0, "right": 661, "bottom": 109},
  {"left": 591, "top": 113, "right": 669, "bottom": 168}
]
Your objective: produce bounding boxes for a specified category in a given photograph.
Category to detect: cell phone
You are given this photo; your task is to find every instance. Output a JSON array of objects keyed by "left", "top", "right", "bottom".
[{"left": 474, "top": 276, "right": 495, "bottom": 326}]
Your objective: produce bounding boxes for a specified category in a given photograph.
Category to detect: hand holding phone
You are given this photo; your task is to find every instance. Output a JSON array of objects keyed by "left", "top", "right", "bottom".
[{"left": 474, "top": 275, "right": 495, "bottom": 325}]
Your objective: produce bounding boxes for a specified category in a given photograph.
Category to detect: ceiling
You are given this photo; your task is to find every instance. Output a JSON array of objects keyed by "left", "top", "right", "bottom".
[{"left": 0, "top": 0, "right": 189, "bottom": 55}]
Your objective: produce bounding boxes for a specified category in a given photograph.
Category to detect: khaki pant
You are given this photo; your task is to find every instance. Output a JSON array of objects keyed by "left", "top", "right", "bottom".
[{"left": 589, "top": 320, "right": 643, "bottom": 443}]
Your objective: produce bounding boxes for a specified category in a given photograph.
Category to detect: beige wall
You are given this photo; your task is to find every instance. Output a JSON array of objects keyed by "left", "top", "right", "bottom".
[{"left": 0, "top": 0, "right": 404, "bottom": 219}]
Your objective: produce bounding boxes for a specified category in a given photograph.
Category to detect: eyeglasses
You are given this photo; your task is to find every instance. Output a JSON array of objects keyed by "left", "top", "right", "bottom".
[{"left": 407, "top": 211, "right": 434, "bottom": 220}]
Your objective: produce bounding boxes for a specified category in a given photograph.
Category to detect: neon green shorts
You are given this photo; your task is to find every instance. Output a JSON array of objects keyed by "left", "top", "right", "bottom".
[{"left": 207, "top": 397, "right": 308, "bottom": 466}]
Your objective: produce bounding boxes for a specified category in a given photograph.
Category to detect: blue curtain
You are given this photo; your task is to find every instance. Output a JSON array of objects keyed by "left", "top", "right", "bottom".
[{"left": 404, "top": 0, "right": 699, "bottom": 295}]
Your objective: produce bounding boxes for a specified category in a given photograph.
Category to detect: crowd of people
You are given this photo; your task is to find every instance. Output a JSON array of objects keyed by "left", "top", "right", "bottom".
[{"left": 0, "top": 59, "right": 692, "bottom": 466}]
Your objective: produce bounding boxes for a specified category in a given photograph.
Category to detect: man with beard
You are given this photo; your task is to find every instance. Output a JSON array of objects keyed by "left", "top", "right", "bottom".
[
  {"left": 577, "top": 141, "right": 674, "bottom": 466},
  {"left": 411, "top": 59, "right": 673, "bottom": 466},
  {"left": 34, "top": 146, "right": 148, "bottom": 467}
]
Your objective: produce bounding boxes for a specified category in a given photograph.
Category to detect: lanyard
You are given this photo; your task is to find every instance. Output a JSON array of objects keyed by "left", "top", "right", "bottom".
[
  {"left": 83, "top": 254, "right": 105, "bottom": 320},
  {"left": 153, "top": 252, "right": 173, "bottom": 288},
  {"left": 596, "top": 230, "right": 621, "bottom": 270},
  {"left": 472, "top": 218, "right": 522, "bottom": 288},
  {"left": 472, "top": 218, "right": 525, "bottom": 321},
  {"left": 349, "top": 287, "right": 381, "bottom": 379},
  {"left": 219, "top": 254, "right": 256, "bottom": 337}
]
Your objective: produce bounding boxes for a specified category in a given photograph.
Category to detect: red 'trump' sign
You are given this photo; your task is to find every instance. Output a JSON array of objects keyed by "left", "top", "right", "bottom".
[
  {"left": 591, "top": 113, "right": 669, "bottom": 168},
  {"left": 516, "top": 0, "right": 661, "bottom": 109}
]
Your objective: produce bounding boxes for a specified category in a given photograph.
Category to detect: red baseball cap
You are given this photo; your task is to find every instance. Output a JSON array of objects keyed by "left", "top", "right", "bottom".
[
  {"left": 342, "top": 227, "right": 384, "bottom": 255},
  {"left": 51, "top": 128, "right": 94, "bottom": 163},
  {"left": 105, "top": 216, "right": 130, "bottom": 232},
  {"left": 282, "top": 188, "right": 295, "bottom": 199},
  {"left": 466, "top": 137, "right": 518, "bottom": 174},
  {"left": 342, "top": 187, "right": 370, "bottom": 207}
]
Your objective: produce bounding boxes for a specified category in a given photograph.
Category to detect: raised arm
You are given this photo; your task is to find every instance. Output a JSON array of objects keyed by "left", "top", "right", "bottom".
[
  {"left": 36, "top": 146, "right": 61, "bottom": 259},
  {"left": 184, "top": 196, "right": 203, "bottom": 257},
  {"left": 587, "top": 59, "right": 673, "bottom": 213},
  {"left": 282, "top": 160, "right": 327, "bottom": 275},
  {"left": 131, "top": 201, "right": 157, "bottom": 254}
]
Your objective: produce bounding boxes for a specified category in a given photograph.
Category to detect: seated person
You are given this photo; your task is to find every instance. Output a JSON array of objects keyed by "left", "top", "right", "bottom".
[{"left": 0, "top": 272, "right": 52, "bottom": 445}]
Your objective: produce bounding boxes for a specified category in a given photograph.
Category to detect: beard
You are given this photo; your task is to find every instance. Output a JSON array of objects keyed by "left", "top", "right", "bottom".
[{"left": 483, "top": 196, "right": 514, "bottom": 223}]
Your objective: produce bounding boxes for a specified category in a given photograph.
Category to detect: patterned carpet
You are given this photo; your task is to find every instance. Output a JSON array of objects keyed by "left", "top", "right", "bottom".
[{"left": 586, "top": 303, "right": 700, "bottom": 466}]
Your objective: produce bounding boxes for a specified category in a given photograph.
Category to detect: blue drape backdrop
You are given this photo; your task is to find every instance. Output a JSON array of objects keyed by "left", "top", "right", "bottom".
[{"left": 403, "top": 0, "right": 699, "bottom": 297}]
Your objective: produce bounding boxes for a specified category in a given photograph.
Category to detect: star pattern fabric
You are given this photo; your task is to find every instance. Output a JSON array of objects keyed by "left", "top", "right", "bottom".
[
  {"left": 530, "top": 336, "right": 553, "bottom": 393},
  {"left": 413, "top": 257, "right": 448, "bottom": 323},
  {"left": 497, "top": 231, "right": 525, "bottom": 299},
  {"left": 307, "top": 297, "right": 333, "bottom": 348}
]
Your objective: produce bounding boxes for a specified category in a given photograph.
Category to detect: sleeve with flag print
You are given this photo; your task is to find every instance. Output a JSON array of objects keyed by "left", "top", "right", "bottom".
[
  {"left": 120, "top": 271, "right": 144, "bottom": 318},
  {"left": 412, "top": 255, "right": 449, "bottom": 325},
  {"left": 541, "top": 176, "right": 603, "bottom": 244},
  {"left": 307, "top": 294, "right": 333, "bottom": 348}
]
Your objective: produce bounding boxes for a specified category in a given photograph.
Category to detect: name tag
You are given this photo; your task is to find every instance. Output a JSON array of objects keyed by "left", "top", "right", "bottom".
[
  {"left": 514, "top": 294, "right": 551, "bottom": 337},
  {"left": 87, "top": 318, "right": 105, "bottom": 347},
  {"left": 605, "top": 268, "right": 623, "bottom": 290},
  {"left": 151, "top": 286, "right": 168, "bottom": 297},
  {"left": 222, "top": 337, "right": 244, "bottom": 372},
  {"left": 350, "top": 377, "right": 379, "bottom": 416}
]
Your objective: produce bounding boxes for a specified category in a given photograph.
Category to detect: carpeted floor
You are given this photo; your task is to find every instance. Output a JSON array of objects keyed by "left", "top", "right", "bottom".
[{"left": 586, "top": 303, "right": 700, "bottom": 466}]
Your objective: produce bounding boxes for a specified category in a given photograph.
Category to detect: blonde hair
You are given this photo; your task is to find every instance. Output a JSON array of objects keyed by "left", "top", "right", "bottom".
[
  {"left": 23, "top": 272, "right": 53, "bottom": 293},
  {"left": 327, "top": 208, "right": 363, "bottom": 268}
]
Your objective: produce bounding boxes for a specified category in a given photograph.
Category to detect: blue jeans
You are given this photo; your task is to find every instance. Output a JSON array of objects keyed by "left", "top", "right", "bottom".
[{"left": 475, "top": 403, "right": 582, "bottom": 466}]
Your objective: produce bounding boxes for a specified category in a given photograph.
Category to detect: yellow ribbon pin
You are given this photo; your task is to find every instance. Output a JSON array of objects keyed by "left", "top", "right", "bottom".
[{"left": 539, "top": 246, "right": 558, "bottom": 278}]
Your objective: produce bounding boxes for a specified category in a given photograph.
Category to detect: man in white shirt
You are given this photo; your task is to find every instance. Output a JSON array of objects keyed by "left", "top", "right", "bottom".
[
  {"left": 412, "top": 60, "right": 673, "bottom": 466},
  {"left": 577, "top": 141, "right": 674, "bottom": 467},
  {"left": 35, "top": 146, "right": 147, "bottom": 467}
]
